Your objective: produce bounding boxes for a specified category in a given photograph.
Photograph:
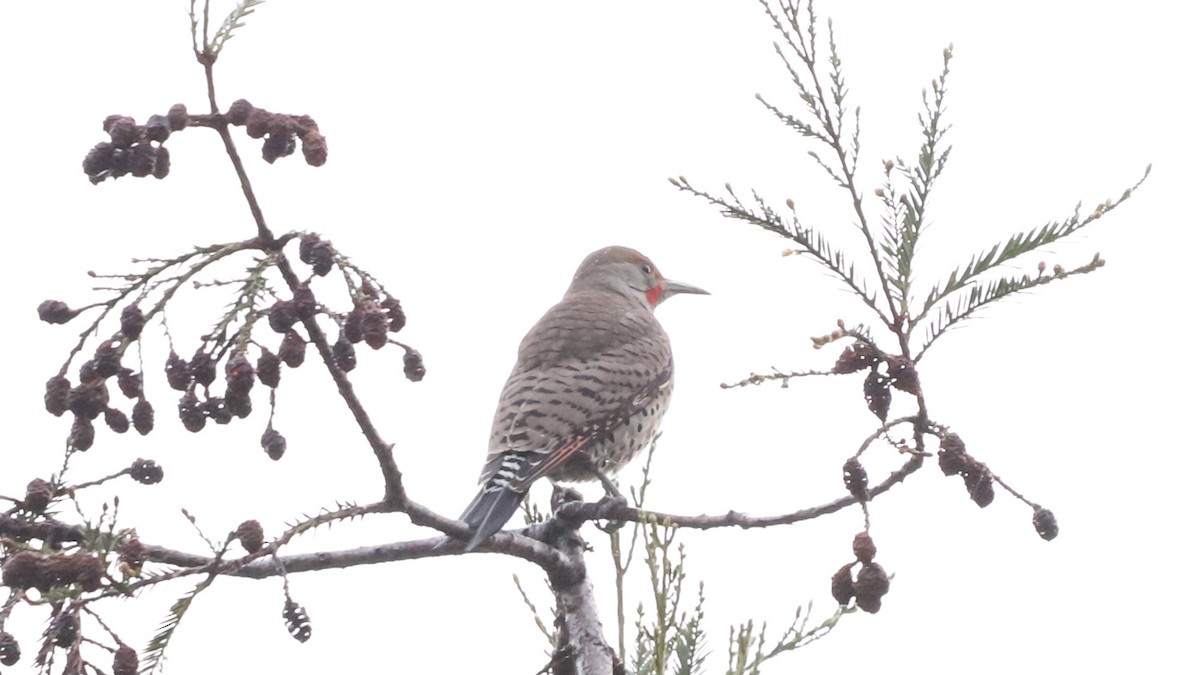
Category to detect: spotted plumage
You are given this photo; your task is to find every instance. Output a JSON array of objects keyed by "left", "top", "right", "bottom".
[{"left": 460, "top": 246, "right": 706, "bottom": 550}]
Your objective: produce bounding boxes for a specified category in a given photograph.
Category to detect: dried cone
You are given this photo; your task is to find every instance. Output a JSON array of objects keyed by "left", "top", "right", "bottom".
[
  {"left": 189, "top": 349, "right": 217, "bottom": 387},
  {"left": 44, "top": 375, "right": 70, "bottom": 416},
  {"left": 267, "top": 300, "right": 298, "bottom": 333},
  {"left": 887, "top": 356, "right": 920, "bottom": 395},
  {"left": 118, "top": 535, "right": 146, "bottom": 574},
  {"left": 283, "top": 599, "right": 313, "bottom": 643},
  {"left": 130, "top": 458, "right": 164, "bottom": 485},
  {"left": 261, "top": 426, "right": 287, "bottom": 460},
  {"left": 226, "top": 390, "right": 253, "bottom": 418},
  {"left": 37, "top": 300, "right": 74, "bottom": 324},
  {"left": 178, "top": 391, "right": 206, "bottom": 432},
  {"left": 204, "top": 397, "right": 233, "bottom": 425},
  {"left": 831, "top": 563, "right": 855, "bottom": 605},
  {"left": 165, "top": 350, "right": 192, "bottom": 391},
  {"left": 292, "top": 284, "right": 317, "bottom": 320},
  {"left": 23, "top": 479, "right": 54, "bottom": 513},
  {"left": 333, "top": 335, "right": 357, "bottom": 372},
  {"left": 832, "top": 341, "right": 876, "bottom": 374},
  {"left": 937, "top": 432, "right": 968, "bottom": 476},
  {"left": 842, "top": 458, "right": 869, "bottom": 502},
  {"left": 225, "top": 352, "right": 256, "bottom": 394},
  {"left": 963, "top": 469, "right": 995, "bottom": 508},
  {"left": 382, "top": 296, "right": 406, "bottom": 332},
  {"left": 93, "top": 343, "right": 122, "bottom": 378},
  {"left": 852, "top": 532, "right": 876, "bottom": 563},
  {"left": 52, "top": 612, "right": 79, "bottom": 648},
  {"left": 0, "top": 630, "right": 19, "bottom": 666},
  {"left": 279, "top": 330, "right": 306, "bottom": 368},
  {"left": 343, "top": 307, "right": 365, "bottom": 343},
  {"left": 104, "top": 408, "right": 130, "bottom": 433},
  {"left": 403, "top": 349, "right": 426, "bottom": 382},
  {"left": 70, "top": 416, "right": 95, "bottom": 451},
  {"left": 235, "top": 520, "right": 265, "bottom": 554},
  {"left": 1033, "top": 507, "right": 1059, "bottom": 541},
  {"left": 257, "top": 349, "right": 281, "bottom": 388},
  {"left": 862, "top": 370, "right": 892, "bottom": 421},
  {"left": 113, "top": 645, "right": 138, "bottom": 675},
  {"left": 117, "top": 368, "right": 143, "bottom": 399},
  {"left": 67, "top": 380, "right": 108, "bottom": 420},
  {"left": 132, "top": 399, "right": 155, "bottom": 435},
  {"left": 119, "top": 304, "right": 146, "bottom": 339},
  {"left": 298, "top": 233, "right": 334, "bottom": 277},
  {"left": 361, "top": 307, "right": 388, "bottom": 349},
  {"left": 853, "top": 562, "right": 890, "bottom": 614}
]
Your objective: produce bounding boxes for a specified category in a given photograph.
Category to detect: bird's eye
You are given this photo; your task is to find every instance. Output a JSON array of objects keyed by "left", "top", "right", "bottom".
[{"left": 641, "top": 263, "right": 653, "bottom": 275}]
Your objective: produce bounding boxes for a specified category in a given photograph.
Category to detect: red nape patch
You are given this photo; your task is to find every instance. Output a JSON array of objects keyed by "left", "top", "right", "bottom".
[{"left": 645, "top": 285, "right": 664, "bottom": 306}]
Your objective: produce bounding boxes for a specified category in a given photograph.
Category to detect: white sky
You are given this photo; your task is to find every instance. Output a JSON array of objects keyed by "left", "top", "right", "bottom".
[{"left": 2, "top": 1, "right": 1196, "bottom": 673}]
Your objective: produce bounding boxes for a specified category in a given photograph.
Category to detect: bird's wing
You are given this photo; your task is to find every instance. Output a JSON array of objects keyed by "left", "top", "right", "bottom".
[{"left": 480, "top": 356, "right": 672, "bottom": 493}]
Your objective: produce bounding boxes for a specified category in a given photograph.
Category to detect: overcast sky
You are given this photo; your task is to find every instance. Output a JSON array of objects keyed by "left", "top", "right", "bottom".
[{"left": 2, "top": 1, "right": 1195, "bottom": 673}]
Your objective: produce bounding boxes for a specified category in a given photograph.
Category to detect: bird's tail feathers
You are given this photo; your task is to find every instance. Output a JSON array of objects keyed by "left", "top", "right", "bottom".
[{"left": 461, "top": 486, "right": 526, "bottom": 551}]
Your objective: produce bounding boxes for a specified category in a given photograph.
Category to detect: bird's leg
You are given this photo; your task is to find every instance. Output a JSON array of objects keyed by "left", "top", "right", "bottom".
[{"left": 590, "top": 467, "right": 623, "bottom": 499}]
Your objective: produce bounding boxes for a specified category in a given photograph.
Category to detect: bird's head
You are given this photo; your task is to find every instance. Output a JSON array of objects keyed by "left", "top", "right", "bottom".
[{"left": 567, "top": 246, "right": 708, "bottom": 310}]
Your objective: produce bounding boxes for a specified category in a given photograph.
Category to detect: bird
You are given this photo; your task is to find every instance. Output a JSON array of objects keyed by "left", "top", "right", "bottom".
[{"left": 459, "top": 245, "right": 707, "bottom": 551}]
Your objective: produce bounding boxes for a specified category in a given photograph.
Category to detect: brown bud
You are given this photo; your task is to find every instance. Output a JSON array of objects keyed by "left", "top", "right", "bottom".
[
  {"left": 165, "top": 350, "right": 192, "bottom": 391},
  {"left": 70, "top": 416, "right": 95, "bottom": 451},
  {"left": 261, "top": 426, "right": 286, "bottom": 460},
  {"left": 178, "top": 391, "right": 206, "bottom": 432},
  {"left": 831, "top": 563, "right": 855, "bottom": 605},
  {"left": 403, "top": 349, "right": 426, "bottom": 382},
  {"left": 256, "top": 349, "right": 281, "bottom": 388},
  {"left": 283, "top": 599, "right": 312, "bottom": 643},
  {"left": 23, "top": 478, "right": 55, "bottom": 513},
  {"left": 842, "top": 458, "right": 869, "bottom": 502},
  {"left": 863, "top": 370, "right": 891, "bottom": 421},
  {"left": 279, "top": 330, "right": 306, "bottom": 368},
  {"left": 132, "top": 399, "right": 155, "bottom": 435},
  {"left": 333, "top": 335, "right": 357, "bottom": 372},
  {"left": 37, "top": 300, "right": 75, "bottom": 324},
  {"left": 235, "top": 520, "right": 265, "bottom": 554},
  {"left": 853, "top": 562, "right": 890, "bottom": 614},
  {"left": 104, "top": 407, "right": 130, "bottom": 433},
  {"left": 0, "top": 630, "right": 19, "bottom": 666},
  {"left": 44, "top": 375, "right": 70, "bottom": 416},
  {"left": 113, "top": 645, "right": 138, "bottom": 675},
  {"left": 130, "top": 458, "right": 164, "bottom": 485},
  {"left": 852, "top": 532, "right": 876, "bottom": 563},
  {"left": 1033, "top": 507, "right": 1059, "bottom": 541}
]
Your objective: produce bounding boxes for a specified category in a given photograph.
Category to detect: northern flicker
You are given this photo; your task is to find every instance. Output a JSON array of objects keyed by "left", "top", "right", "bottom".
[{"left": 460, "top": 245, "right": 707, "bottom": 550}]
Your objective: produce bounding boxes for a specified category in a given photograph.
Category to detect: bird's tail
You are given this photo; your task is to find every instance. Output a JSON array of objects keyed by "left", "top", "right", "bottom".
[{"left": 460, "top": 486, "right": 526, "bottom": 551}]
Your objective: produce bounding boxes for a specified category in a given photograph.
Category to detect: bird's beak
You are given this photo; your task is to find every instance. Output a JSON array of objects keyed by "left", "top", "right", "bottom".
[{"left": 660, "top": 278, "right": 709, "bottom": 301}]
